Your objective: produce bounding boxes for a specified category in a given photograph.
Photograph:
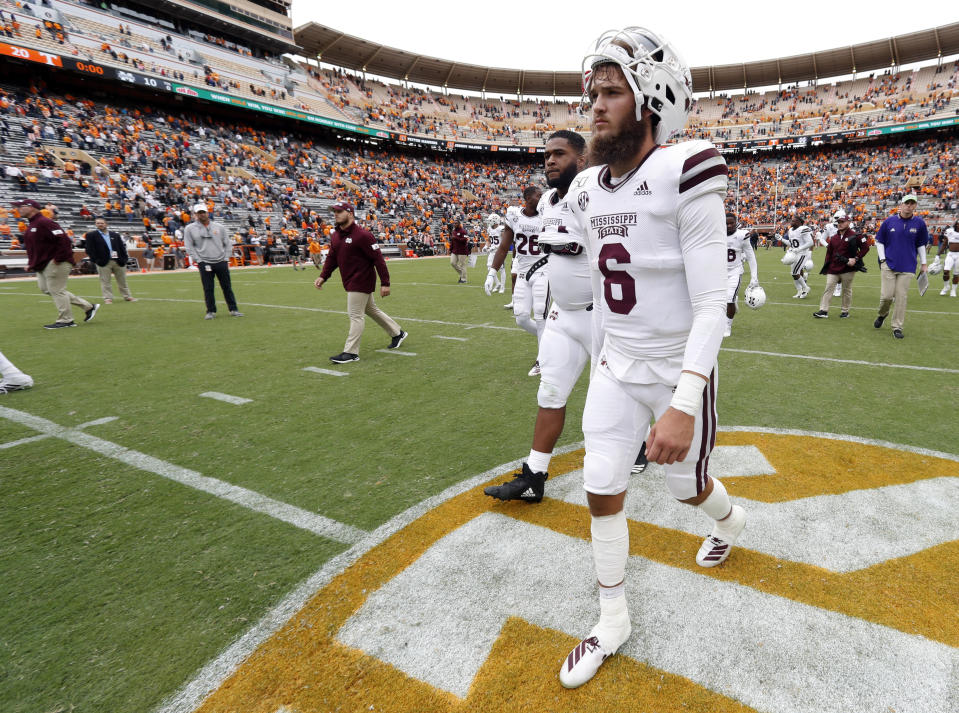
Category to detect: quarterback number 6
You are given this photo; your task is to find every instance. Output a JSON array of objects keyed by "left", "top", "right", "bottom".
[{"left": 598, "top": 243, "right": 637, "bottom": 315}]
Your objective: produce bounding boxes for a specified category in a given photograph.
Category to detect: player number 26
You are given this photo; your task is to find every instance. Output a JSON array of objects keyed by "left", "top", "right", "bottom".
[
  {"left": 514, "top": 233, "right": 540, "bottom": 256},
  {"left": 598, "top": 243, "right": 637, "bottom": 314}
]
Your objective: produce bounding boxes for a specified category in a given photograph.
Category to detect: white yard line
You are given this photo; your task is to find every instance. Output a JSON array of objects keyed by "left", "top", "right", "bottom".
[
  {"left": 0, "top": 406, "right": 366, "bottom": 545},
  {"left": 199, "top": 392, "right": 253, "bottom": 405},
  {"left": 375, "top": 349, "right": 416, "bottom": 356},
  {"left": 0, "top": 415, "right": 119, "bottom": 449},
  {"left": 433, "top": 335, "right": 468, "bottom": 341},
  {"left": 720, "top": 347, "right": 959, "bottom": 374},
  {"left": 302, "top": 367, "right": 349, "bottom": 377}
]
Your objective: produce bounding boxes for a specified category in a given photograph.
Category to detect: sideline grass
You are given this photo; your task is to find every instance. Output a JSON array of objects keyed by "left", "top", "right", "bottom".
[{"left": 0, "top": 252, "right": 956, "bottom": 711}]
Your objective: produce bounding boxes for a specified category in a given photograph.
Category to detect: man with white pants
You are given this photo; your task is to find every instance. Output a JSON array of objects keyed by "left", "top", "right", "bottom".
[
  {"left": 486, "top": 187, "right": 547, "bottom": 375},
  {"left": 557, "top": 26, "right": 745, "bottom": 690}
]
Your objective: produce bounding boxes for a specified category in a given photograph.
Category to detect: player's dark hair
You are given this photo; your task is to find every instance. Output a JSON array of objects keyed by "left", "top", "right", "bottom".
[
  {"left": 522, "top": 186, "right": 540, "bottom": 200},
  {"left": 725, "top": 212, "right": 736, "bottom": 220},
  {"left": 547, "top": 130, "right": 586, "bottom": 154}
]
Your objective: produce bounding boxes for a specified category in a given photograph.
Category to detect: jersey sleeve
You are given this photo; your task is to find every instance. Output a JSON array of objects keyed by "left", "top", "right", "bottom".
[
  {"left": 677, "top": 188, "right": 727, "bottom": 378},
  {"left": 795, "top": 226, "right": 814, "bottom": 251},
  {"left": 677, "top": 141, "right": 728, "bottom": 207}
]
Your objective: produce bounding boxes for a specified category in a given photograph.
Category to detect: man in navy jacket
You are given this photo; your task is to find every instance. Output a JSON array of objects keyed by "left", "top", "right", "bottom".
[
  {"left": 874, "top": 194, "right": 928, "bottom": 339},
  {"left": 84, "top": 216, "right": 136, "bottom": 303}
]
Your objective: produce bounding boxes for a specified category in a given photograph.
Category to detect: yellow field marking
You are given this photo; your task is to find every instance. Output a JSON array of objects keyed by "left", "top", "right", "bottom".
[
  {"left": 716, "top": 432, "right": 957, "bottom": 500},
  {"left": 195, "top": 436, "right": 958, "bottom": 713}
]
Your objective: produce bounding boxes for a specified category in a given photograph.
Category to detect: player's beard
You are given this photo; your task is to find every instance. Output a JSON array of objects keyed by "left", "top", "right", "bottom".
[
  {"left": 588, "top": 115, "right": 651, "bottom": 168},
  {"left": 546, "top": 162, "right": 579, "bottom": 193}
]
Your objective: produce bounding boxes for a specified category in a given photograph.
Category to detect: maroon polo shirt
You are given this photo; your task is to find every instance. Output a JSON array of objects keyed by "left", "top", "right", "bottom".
[
  {"left": 450, "top": 227, "right": 469, "bottom": 255},
  {"left": 319, "top": 221, "right": 390, "bottom": 293},
  {"left": 824, "top": 227, "right": 869, "bottom": 274},
  {"left": 23, "top": 213, "right": 75, "bottom": 272}
]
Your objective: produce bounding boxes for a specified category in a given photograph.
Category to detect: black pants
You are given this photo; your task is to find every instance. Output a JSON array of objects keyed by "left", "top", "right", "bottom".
[{"left": 199, "top": 261, "right": 237, "bottom": 313}]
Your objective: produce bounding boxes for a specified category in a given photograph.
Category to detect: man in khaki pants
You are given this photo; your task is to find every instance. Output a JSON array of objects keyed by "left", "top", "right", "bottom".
[
  {"left": 314, "top": 202, "right": 407, "bottom": 363},
  {"left": 874, "top": 194, "right": 929, "bottom": 339},
  {"left": 84, "top": 216, "right": 137, "bottom": 303},
  {"left": 16, "top": 198, "right": 99, "bottom": 329},
  {"left": 450, "top": 222, "right": 469, "bottom": 283}
]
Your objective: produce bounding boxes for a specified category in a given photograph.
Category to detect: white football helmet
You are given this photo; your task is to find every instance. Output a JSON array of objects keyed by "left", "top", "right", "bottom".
[
  {"left": 832, "top": 209, "right": 847, "bottom": 221},
  {"left": 781, "top": 250, "right": 799, "bottom": 265},
  {"left": 928, "top": 255, "right": 943, "bottom": 275},
  {"left": 485, "top": 212, "right": 502, "bottom": 229},
  {"left": 804, "top": 255, "right": 815, "bottom": 273},
  {"left": 582, "top": 27, "right": 694, "bottom": 144},
  {"left": 744, "top": 284, "right": 766, "bottom": 309}
]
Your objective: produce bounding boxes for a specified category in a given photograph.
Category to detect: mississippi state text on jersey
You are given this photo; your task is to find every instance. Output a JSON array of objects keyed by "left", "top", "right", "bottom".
[{"left": 566, "top": 140, "right": 728, "bottom": 385}]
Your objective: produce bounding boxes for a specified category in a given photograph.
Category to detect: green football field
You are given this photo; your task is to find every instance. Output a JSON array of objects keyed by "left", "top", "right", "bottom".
[{"left": 1, "top": 251, "right": 957, "bottom": 712}]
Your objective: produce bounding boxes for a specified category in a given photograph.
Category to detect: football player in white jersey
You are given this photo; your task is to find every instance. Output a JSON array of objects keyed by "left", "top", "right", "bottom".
[
  {"left": 557, "top": 26, "right": 745, "bottom": 690},
  {"left": 486, "top": 130, "right": 603, "bottom": 502},
  {"left": 939, "top": 221, "right": 959, "bottom": 296},
  {"left": 785, "top": 214, "right": 815, "bottom": 298},
  {"left": 723, "top": 212, "right": 759, "bottom": 337},
  {"left": 487, "top": 186, "right": 547, "bottom": 375},
  {"left": 483, "top": 213, "right": 507, "bottom": 293}
]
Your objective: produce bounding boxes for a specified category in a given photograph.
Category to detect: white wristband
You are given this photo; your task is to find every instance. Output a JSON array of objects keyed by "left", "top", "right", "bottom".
[{"left": 670, "top": 372, "right": 708, "bottom": 416}]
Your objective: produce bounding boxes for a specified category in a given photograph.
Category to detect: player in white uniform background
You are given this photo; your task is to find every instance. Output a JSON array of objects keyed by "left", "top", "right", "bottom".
[
  {"left": 483, "top": 213, "right": 507, "bottom": 293},
  {"left": 557, "top": 26, "right": 746, "bottom": 690},
  {"left": 723, "top": 211, "right": 759, "bottom": 337},
  {"left": 485, "top": 130, "right": 593, "bottom": 502},
  {"left": 820, "top": 215, "right": 842, "bottom": 296},
  {"left": 939, "top": 221, "right": 959, "bottom": 296},
  {"left": 487, "top": 186, "right": 547, "bottom": 375},
  {"left": 785, "top": 215, "right": 815, "bottom": 298}
]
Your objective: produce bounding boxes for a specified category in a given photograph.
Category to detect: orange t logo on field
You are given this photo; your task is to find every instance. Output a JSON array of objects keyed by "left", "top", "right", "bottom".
[{"left": 193, "top": 431, "right": 959, "bottom": 713}]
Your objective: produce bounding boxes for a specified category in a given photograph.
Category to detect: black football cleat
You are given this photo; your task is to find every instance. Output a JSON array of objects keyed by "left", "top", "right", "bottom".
[{"left": 484, "top": 463, "right": 547, "bottom": 503}]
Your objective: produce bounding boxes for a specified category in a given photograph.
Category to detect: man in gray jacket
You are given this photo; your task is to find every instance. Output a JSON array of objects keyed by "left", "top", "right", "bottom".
[{"left": 183, "top": 203, "right": 243, "bottom": 319}]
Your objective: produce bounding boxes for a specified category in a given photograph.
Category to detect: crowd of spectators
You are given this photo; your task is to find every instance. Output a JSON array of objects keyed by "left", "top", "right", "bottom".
[{"left": 1, "top": 78, "right": 956, "bottom": 267}]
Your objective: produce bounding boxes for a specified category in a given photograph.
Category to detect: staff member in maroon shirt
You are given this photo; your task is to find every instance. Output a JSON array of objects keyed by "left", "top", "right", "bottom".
[
  {"left": 450, "top": 222, "right": 469, "bottom": 283},
  {"left": 15, "top": 198, "right": 98, "bottom": 329},
  {"left": 813, "top": 209, "right": 870, "bottom": 319},
  {"left": 314, "top": 202, "right": 408, "bottom": 364}
]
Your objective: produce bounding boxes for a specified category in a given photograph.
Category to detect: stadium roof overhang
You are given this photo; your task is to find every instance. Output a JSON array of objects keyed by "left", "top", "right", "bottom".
[{"left": 294, "top": 21, "right": 959, "bottom": 95}]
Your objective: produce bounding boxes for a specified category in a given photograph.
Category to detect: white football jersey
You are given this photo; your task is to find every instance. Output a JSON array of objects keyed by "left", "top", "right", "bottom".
[
  {"left": 567, "top": 140, "right": 728, "bottom": 384},
  {"left": 540, "top": 188, "right": 591, "bottom": 311},
  {"left": 504, "top": 205, "right": 544, "bottom": 274},
  {"left": 945, "top": 227, "right": 959, "bottom": 246},
  {"left": 726, "top": 228, "right": 755, "bottom": 275},
  {"left": 485, "top": 225, "right": 503, "bottom": 253},
  {"left": 787, "top": 225, "right": 814, "bottom": 255}
]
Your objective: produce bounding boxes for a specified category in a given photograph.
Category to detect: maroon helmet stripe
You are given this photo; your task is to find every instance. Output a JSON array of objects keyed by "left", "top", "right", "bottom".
[
  {"left": 679, "top": 164, "right": 728, "bottom": 193},
  {"left": 681, "top": 147, "right": 720, "bottom": 173}
]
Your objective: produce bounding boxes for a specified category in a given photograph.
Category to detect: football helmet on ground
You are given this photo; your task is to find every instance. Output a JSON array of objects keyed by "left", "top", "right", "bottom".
[{"left": 781, "top": 250, "right": 799, "bottom": 265}]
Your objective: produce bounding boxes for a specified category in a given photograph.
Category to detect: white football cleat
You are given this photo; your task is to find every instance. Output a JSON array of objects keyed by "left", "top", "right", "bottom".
[
  {"left": 791, "top": 291, "right": 802, "bottom": 299},
  {"left": 833, "top": 285, "right": 842, "bottom": 297},
  {"left": 696, "top": 505, "right": 746, "bottom": 567},
  {"left": 723, "top": 326, "right": 731, "bottom": 337},
  {"left": 940, "top": 285, "right": 950, "bottom": 296},
  {"left": 799, "top": 288, "right": 810, "bottom": 299},
  {"left": 559, "top": 615, "right": 631, "bottom": 689},
  {"left": 503, "top": 301, "right": 513, "bottom": 309},
  {"left": 527, "top": 360, "right": 541, "bottom": 377}
]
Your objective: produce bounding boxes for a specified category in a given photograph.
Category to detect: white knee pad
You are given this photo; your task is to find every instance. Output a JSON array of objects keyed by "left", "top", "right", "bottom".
[
  {"left": 664, "top": 464, "right": 700, "bottom": 500},
  {"left": 591, "top": 510, "right": 628, "bottom": 587},
  {"left": 697, "top": 477, "right": 732, "bottom": 520},
  {"left": 537, "top": 379, "right": 568, "bottom": 409}
]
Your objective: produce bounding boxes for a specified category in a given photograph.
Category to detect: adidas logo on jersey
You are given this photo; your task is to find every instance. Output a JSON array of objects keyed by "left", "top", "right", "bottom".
[{"left": 633, "top": 181, "right": 652, "bottom": 196}]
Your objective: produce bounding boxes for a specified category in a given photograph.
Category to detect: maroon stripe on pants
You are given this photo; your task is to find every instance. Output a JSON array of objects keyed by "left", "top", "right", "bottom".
[{"left": 694, "top": 368, "right": 717, "bottom": 494}]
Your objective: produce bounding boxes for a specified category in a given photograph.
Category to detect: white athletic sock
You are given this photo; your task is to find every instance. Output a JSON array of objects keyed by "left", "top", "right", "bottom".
[
  {"left": 591, "top": 510, "right": 628, "bottom": 588},
  {"left": 793, "top": 278, "right": 804, "bottom": 293},
  {"left": 527, "top": 449, "right": 551, "bottom": 474},
  {"left": 798, "top": 276, "right": 808, "bottom": 292},
  {"left": 697, "top": 477, "right": 732, "bottom": 522},
  {"left": 599, "top": 581, "right": 625, "bottom": 600}
]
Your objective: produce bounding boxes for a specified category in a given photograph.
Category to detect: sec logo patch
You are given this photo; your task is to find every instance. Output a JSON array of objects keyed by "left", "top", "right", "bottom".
[
  {"left": 187, "top": 431, "right": 959, "bottom": 713},
  {"left": 578, "top": 191, "right": 589, "bottom": 211}
]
